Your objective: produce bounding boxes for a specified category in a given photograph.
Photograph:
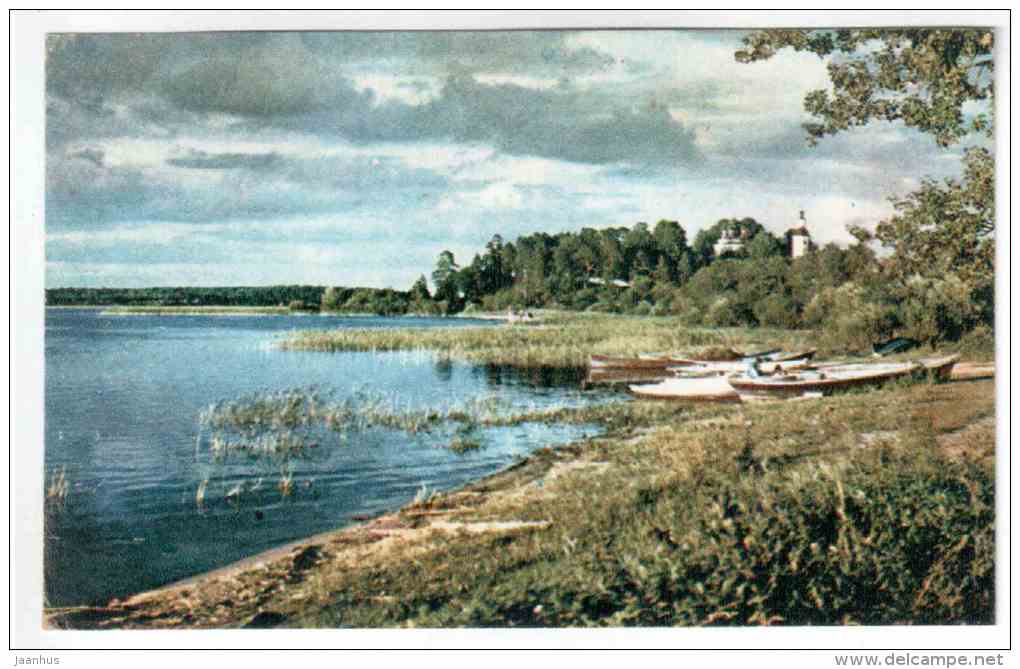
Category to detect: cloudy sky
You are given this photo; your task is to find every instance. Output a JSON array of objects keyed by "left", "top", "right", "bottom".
[{"left": 46, "top": 29, "right": 977, "bottom": 289}]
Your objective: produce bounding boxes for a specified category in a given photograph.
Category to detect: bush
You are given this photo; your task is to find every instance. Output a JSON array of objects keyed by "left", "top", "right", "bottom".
[
  {"left": 897, "top": 275, "right": 981, "bottom": 346},
  {"left": 753, "top": 293, "right": 799, "bottom": 329},
  {"left": 950, "top": 324, "right": 995, "bottom": 359},
  {"left": 704, "top": 295, "right": 747, "bottom": 328},
  {"left": 805, "top": 284, "right": 898, "bottom": 352}
]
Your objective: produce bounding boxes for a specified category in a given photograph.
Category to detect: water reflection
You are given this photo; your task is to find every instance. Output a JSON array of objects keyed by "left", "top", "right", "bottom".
[{"left": 475, "top": 364, "right": 589, "bottom": 389}]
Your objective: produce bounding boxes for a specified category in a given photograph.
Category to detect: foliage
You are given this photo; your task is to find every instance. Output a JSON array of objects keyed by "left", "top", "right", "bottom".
[
  {"left": 804, "top": 284, "right": 898, "bottom": 352},
  {"left": 896, "top": 275, "right": 982, "bottom": 346},
  {"left": 753, "top": 293, "right": 800, "bottom": 329},
  {"left": 852, "top": 148, "right": 995, "bottom": 323},
  {"left": 736, "top": 29, "right": 994, "bottom": 147},
  {"left": 735, "top": 28, "right": 995, "bottom": 347}
]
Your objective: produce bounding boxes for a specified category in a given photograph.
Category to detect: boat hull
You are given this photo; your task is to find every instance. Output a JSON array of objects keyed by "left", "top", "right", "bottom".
[
  {"left": 629, "top": 376, "right": 741, "bottom": 402},
  {"left": 727, "top": 362, "right": 920, "bottom": 397}
]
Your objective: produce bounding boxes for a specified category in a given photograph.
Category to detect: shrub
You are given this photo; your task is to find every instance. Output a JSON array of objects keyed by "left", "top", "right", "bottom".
[
  {"left": 897, "top": 275, "right": 981, "bottom": 346},
  {"left": 805, "top": 284, "right": 898, "bottom": 352},
  {"left": 705, "top": 294, "right": 748, "bottom": 328},
  {"left": 753, "top": 294, "right": 799, "bottom": 329},
  {"left": 951, "top": 324, "right": 995, "bottom": 359}
]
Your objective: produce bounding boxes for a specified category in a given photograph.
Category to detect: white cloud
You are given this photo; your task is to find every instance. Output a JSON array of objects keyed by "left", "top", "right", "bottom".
[
  {"left": 473, "top": 74, "right": 560, "bottom": 90},
  {"left": 351, "top": 74, "right": 441, "bottom": 106}
]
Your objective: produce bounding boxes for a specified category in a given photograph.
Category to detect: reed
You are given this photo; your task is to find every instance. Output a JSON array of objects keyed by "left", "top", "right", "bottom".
[
  {"left": 281, "top": 311, "right": 816, "bottom": 368},
  {"left": 46, "top": 467, "right": 69, "bottom": 507},
  {"left": 278, "top": 465, "right": 294, "bottom": 497},
  {"left": 198, "top": 387, "right": 600, "bottom": 462},
  {"left": 195, "top": 478, "right": 208, "bottom": 509}
]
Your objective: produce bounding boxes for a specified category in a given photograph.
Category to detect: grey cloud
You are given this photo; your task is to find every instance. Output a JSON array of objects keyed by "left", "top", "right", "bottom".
[
  {"left": 46, "top": 149, "right": 457, "bottom": 229},
  {"left": 68, "top": 147, "right": 105, "bottom": 168},
  {"left": 298, "top": 31, "right": 615, "bottom": 77},
  {"left": 48, "top": 32, "right": 698, "bottom": 167},
  {"left": 229, "top": 73, "right": 701, "bottom": 166},
  {"left": 166, "top": 150, "right": 282, "bottom": 170}
]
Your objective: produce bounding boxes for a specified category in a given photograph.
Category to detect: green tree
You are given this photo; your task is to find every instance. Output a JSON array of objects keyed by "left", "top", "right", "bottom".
[
  {"left": 431, "top": 250, "right": 461, "bottom": 307},
  {"left": 320, "top": 286, "right": 341, "bottom": 311},
  {"left": 410, "top": 275, "right": 431, "bottom": 302},
  {"left": 738, "top": 28, "right": 996, "bottom": 337},
  {"left": 746, "top": 231, "right": 785, "bottom": 259},
  {"left": 854, "top": 148, "right": 994, "bottom": 289},
  {"left": 674, "top": 251, "right": 695, "bottom": 285},
  {"left": 735, "top": 29, "right": 994, "bottom": 147},
  {"left": 653, "top": 255, "right": 673, "bottom": 285},
  {"left": 652, "top": 219, "right": 687, "bottom": 263}
]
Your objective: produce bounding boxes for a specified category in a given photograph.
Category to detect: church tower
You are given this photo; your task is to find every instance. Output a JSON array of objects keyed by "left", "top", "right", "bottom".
[{"left": 788, "top": 210, "right": 812, "bottom": 259}]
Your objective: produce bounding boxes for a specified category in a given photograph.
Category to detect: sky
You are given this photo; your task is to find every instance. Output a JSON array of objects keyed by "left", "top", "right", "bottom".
[{"left": 45, "top": 29, "right": 980, "bottom": 289}]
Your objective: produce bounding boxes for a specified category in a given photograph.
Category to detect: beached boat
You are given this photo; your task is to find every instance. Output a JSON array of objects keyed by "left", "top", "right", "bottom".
[
  {"left": 668, "top": 349, "right": 816, "bottom": 369},
  {"left": 917, "top": 354, "right": 961, "bottom": 380},
  {"left": 584, "top": 368, "right": 673, "bottom": 387},
  {"left": 727, "top": 361, "right": 921, "bottom": 398},
  {"left": 628, "top": 376, "right": 741, "bottom": 402},
  {"left": 589, "top": 354, "right": 676, "bottom": 370},
  {"left": 667, "top": 355, "right": 815, "bottom": 376},
  {"left": 950, "top": 362, "right": 995, "bottom": 381},
  {"left": 591, "top": 348, "right": 816, "bottom": 371}
]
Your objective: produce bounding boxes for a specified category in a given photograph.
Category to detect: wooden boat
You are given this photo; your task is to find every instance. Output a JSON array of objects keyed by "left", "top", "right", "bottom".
[
  {"left": 628, "top": 376, "right": 741, "bottom": 402},
  {"left": 591, "top": 348, "right": 816, "bottom": 371},
  {"left": 918, "top": 354, "right": 960, "bottom": 380},
  {"left": 668, "top": 349, "right": 816, "bottom": 368},
  {"left": 950, "top": 362, "right": 995, "bottom": 381},
  {"left": 585, "top": 368, "right": 672, "bottom": 387},
  {"left": 589, "top": 354, "right": 676, "bottom": 370},
  {"left": 727, "top": 361, "right": 921, "bottom": 398},
  {"left": 668, "top": 355, "right": 815, "bottom": 376}
]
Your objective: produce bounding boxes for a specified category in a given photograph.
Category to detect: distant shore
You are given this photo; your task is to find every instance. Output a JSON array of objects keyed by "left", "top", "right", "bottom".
[{"left": 50, "top": 304, "right": 512, "bottom": 320}]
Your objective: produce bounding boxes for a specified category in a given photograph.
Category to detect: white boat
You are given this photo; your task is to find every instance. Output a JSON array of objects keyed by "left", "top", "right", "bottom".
[
  {"left": 628, "top": 376, "right": 741, "bottom": 402},
  {"left": 727, "top": 361, "right": 921, "bottom": 398},
  {"left": 667, "top": 356, "right": 815, "bottom": 376}
]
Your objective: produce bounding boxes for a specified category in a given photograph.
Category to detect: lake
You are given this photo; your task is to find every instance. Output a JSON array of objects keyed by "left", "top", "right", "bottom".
[{"left": 44, "top": 308, "right": 609, "bottom": 607}]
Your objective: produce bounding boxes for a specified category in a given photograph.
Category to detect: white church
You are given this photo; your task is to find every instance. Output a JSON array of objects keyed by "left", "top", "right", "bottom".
[{"left": 712, "top": 211, "right": 813, "bottom": 259}]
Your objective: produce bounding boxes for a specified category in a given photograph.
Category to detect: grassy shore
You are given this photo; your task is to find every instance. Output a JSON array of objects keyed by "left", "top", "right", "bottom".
[
  {"left": 46, "top": 371, "right": 995, "bottom": 629},
  {"left": 44, "top": 313, "right": 996, "bottom": 628}
]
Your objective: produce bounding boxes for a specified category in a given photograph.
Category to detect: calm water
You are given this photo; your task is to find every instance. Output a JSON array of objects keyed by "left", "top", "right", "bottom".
[{"left": 45, "top": 308, "right": 608, "bottom": 606}]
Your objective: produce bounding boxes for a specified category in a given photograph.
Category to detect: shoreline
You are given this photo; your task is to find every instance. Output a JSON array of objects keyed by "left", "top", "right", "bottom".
[
  {"left": 43, "top": 374, "right": 997, "bottom": 629},
  {"left": 49, "top": 305, "right": 511, "bottom": 321}
]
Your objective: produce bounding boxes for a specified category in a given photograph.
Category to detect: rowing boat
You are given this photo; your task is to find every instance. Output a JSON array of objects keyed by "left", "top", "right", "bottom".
[
  {"left": 668, "top": 355, "right": 815, "bottom": 376},
  {"left": 589, "top": 354, "right": 676, "bottom": 370},
  {"left": 668, "top": 349, "right": 816, "bottom": 368},
  {"left": 918, "top": 354, "right": 961, "bottom": 380},
  {"left": 727, "top": 361, "right": 920, "bottom": 398},
  {"left": 950, "top": 362, "right": 995, "bottom": 381},
  {"left": 628, "top": 376, "right": 741, "bottom": 402}
]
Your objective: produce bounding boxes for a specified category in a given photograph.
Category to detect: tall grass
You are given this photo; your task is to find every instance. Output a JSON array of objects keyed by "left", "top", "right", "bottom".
[
  {"left": 281, "top": 312, "right": 816, "bottom": 368},
  {"left": 199, "top": 387, "right": 610, "bottom": 461},
  {"left": 46, "top": 467, "right": 69, "bottom": 508}
]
